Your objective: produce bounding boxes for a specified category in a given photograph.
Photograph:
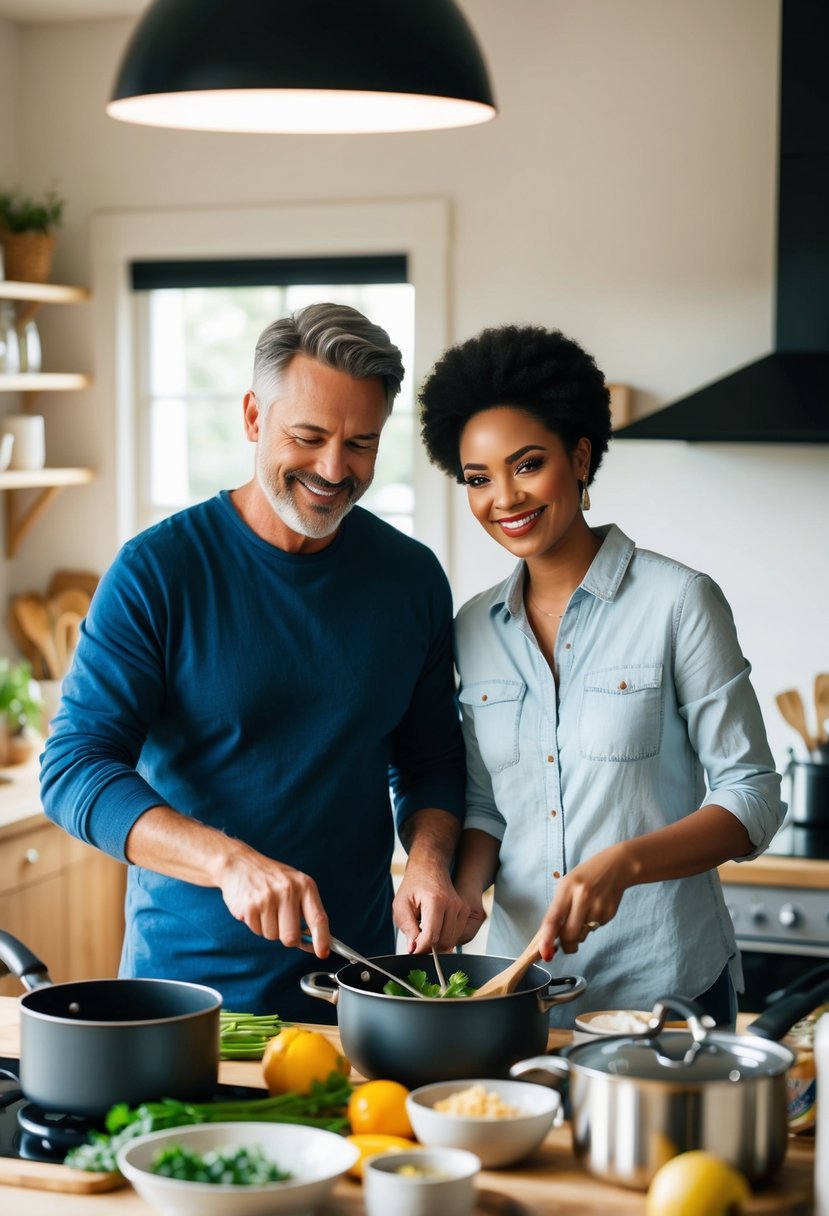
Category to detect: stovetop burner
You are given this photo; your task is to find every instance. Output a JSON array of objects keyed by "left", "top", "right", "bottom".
[{"left": 0, "top": 1057, "right": 268, "bottom": 1166}]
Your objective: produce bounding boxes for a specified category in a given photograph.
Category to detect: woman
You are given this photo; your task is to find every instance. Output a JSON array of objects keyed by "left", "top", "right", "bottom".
[{"left": 419, "top": 323, "right": 784, "bottom": 1026}]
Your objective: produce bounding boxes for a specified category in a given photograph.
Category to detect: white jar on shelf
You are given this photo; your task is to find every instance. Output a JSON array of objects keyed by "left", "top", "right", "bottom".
[
  {"left": 3, "top": 413, "right": 45, "bottom": 470},
  {"left": 0, "top": 301, "right": 20, "bottom": 373}
]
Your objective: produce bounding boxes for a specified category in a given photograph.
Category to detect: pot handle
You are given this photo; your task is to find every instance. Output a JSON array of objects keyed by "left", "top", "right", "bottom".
[
  {"left": 537, "top": 973, "right": 587, "bottom": 1013},
  {"left": 299, "top": 971, "right": 340, "bottom": 1006},
  {"left": 509, "top": 1053, "right": 571, "bottom": 1091},
  {"left": 0, "top": 931, "right": 52, "bottom": 990},
  {"left": 747, "top": 976, "right": 829, "bottom": 1042}
]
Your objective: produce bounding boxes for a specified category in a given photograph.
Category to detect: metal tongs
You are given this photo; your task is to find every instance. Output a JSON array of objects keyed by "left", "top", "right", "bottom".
[{"left": 301, "top": 931, "right": 427, "bottom": 999}]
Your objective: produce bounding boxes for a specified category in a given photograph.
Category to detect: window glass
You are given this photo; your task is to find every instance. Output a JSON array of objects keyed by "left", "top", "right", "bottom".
[{"left": 137, "top": 282, "right": 415, "bottom": 534}]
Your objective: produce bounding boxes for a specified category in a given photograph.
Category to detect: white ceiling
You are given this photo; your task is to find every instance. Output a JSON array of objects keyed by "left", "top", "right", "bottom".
[{"left": 0, "top": 0, "right": 143, "bottom": 22}]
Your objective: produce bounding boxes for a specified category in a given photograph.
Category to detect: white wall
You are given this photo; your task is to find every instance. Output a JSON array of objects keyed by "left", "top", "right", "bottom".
[{"left": 1, "top": 0, "right": 826, "bottom": 777}]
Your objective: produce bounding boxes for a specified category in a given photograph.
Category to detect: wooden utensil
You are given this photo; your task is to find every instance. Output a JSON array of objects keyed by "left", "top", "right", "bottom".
[
  {"left": 46, "top": 569, "right": 99, "bottom": 602},
  {"left": 10, "top": 594, "right": 61, "bottom": 680},
  {"left": 471, "top": 932, "right": 543, "bottom": 998},
  {"left": 776, "top": 689, "right": 817, "bottom": 753},
  {"left": 52, "top": 610, "right": 82, "bottom": 677},
  {"left": 814, "top": 673, "right": 829, "bottom": 746}
]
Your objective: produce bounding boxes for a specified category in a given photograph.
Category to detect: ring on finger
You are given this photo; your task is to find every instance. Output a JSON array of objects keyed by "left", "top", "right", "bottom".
[{"left": 585, "top": 920, "right": 601, "bottom": 932}]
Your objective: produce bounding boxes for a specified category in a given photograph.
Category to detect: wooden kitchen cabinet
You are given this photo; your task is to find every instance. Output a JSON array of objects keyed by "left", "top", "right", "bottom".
[
  {"left": 0, "top": 816, "right": 125, "bottom": 996},
  {"left": 0, "top": 280, "right": 95, "bottom": 557}
]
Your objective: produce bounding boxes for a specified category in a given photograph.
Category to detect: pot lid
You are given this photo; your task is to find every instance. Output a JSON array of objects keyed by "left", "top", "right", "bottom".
[
  {"left": 568, "top": 995, "right": 795, "bottom": 1082},
  {"left": 569, "top": 1030, "right": 794, "bottom": 1082}
]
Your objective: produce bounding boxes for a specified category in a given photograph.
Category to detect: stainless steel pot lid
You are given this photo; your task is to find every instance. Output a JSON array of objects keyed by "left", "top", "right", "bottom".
[{"left": 567, "top": 996, "right": 795, "bottom": 1082}]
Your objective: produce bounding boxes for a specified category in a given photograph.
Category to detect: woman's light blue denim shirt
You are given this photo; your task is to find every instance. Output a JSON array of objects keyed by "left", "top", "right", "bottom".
[{"left": 455, "top": 524, "right": 785, "bottom": 1024}]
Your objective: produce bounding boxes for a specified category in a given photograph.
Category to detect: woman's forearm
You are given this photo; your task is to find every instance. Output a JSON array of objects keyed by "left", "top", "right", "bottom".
[{"left": 619, "top": 803, "right": 753, "bottom": 885}]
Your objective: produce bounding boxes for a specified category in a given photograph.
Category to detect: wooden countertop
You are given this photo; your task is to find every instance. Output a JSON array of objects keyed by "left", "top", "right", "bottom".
[
  {"left": 0, "top": 997, "right": 816, "bottom": 1214},
  {"left": 0, "top": 753, "right": 44, "bottom": 836}
]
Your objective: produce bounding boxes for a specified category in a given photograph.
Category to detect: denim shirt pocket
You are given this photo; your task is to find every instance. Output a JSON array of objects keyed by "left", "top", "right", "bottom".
[
  {"left": 579, "top": 664, "right": 663, "bottom": 761},
  {"left": 458, "top": 679, "right": 526, "bottom": 774}
]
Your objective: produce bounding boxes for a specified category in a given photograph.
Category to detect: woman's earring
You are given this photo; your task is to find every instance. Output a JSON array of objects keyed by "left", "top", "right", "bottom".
[{"left": 580, "top": 480, "right": 591, "bottom": 511}]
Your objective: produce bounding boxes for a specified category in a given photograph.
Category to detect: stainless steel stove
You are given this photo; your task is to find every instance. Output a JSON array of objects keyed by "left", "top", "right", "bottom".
[{"left": 723, "top": 818, "right": 829, "bottom": 1011}]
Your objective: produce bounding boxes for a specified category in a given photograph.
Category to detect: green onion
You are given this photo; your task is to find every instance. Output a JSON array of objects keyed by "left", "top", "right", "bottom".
[{"left": 220, "top": 1011, "right": 286, "bottom": 1059}]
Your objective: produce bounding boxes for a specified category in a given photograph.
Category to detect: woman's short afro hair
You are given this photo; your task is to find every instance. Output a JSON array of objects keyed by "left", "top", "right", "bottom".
[{"left": 419, "top": 324, "right": 612, "bottom": 484}]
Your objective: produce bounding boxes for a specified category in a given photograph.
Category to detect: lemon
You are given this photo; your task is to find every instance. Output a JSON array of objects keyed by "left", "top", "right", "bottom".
[
  {"left": 345, "top": 1133, "right": 419, "bottom": 1179},
  {"left": 646, "top": 1150, "right": 751, "bottom": 1216},
  {"left": 261, "top": 1027, "right": 349, "bottom": 1095}
]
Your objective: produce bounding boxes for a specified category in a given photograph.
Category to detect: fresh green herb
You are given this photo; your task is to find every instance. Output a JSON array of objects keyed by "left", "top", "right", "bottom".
[
  {"left": 64, "top": 1071, "right": 352, "bottom": 1174},
  {"left": 150, "top": 1142, "right": 292, "bottom": 1185},
  {"left": 383, "top": 969, "right": 476, "bottom": 998},
  {"left": 220, "top": 1011, "right": 287, "bottom": 1059}
]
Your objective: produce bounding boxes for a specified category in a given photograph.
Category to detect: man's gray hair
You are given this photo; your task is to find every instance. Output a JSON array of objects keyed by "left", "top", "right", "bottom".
[{"left": 252, "top": 302, "right": 405, "bottom": 413}]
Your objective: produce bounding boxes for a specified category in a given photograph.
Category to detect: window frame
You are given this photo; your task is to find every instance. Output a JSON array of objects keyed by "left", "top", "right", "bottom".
[{"left": 90, "top": 199, "right": 452, "bottom": 566}]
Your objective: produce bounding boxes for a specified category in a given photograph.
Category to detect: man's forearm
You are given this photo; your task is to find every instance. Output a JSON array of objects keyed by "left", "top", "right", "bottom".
[
  {"left": 125, "top": 804, "right": 246, "bottom": 887},
  {"left": 398, "top": 807, "right": 462, "bottom": 870}
]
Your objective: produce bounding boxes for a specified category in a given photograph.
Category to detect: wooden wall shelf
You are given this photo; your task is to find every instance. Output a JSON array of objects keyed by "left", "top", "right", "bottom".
[
  {"left": 0, "top": 469, "right": 95, "bottom": 558},
  {"left": 0, "top": 281, "right": 94, "bottom": 555}
]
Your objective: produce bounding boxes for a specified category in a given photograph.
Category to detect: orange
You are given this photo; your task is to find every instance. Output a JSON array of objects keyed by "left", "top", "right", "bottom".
[
  {"left": 347, "top": 1079, "right": 414, "bottom": 1138},
  {"left": 261, "top": 1027, "right": 350, "bottom": 1095}
]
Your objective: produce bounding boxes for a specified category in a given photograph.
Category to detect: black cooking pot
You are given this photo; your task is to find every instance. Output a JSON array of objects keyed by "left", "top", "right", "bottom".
[
  {"left": 0, "top": 931, "right": 221, "bottom": 1117},
  {"left": 511, "top": 981, "right": 829, "bottom": 1189},
  {"left": 301, "top": 951, "right": 586, "bottom": 1088}
]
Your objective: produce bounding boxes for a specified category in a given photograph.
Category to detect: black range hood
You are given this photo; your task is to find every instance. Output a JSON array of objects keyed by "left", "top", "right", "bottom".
[{"left": 615, "top": 0, "right": 829, "bottom": 443}]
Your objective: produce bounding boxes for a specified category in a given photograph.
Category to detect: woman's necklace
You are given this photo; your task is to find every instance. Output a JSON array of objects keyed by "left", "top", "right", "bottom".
[{"left": 527, "top": 593, "right": 566, "bottom": 620}]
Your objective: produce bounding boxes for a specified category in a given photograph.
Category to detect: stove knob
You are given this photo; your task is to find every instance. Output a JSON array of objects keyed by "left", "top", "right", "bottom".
[
  {"left": 779, "top": 903, "right": 801, "bottom": 928},
  {"left": 749, "top": 904, "right": 767, "bottom": 925}
]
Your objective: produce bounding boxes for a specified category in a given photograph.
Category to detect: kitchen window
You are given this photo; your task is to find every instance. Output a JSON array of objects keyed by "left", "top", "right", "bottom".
[{"left": 131, "top": 256, "right": 415, "bottom": 535}]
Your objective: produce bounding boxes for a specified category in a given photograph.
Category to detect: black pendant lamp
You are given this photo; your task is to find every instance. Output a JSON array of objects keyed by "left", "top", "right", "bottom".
[{"left": 107, "top": 0, "right": 497, "bottom": 134}]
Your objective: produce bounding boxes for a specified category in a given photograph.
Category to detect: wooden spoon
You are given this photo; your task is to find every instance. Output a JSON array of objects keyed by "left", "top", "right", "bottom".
[
  {"left": 11, "top": 594, "right": 61, "bottom": 680},
  {"left": 471, "top": 932, "right": 543, "bottom": 998},
  {"left": 776, "top": 689, "right": 818, "bottom": 753},
  {"left": 814, "top": 674, "right": 829, "bottom": 746}
]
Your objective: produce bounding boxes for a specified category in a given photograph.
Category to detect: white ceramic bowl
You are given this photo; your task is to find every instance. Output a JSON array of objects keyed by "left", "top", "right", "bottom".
[
  {"left": 573, "top": 1009, "right": 687, "bottom": 1042},
  {"left": 116, "top": 1121, "right": 359, "bottom": 1216},
  {"left": 363, "top": 1147, "right": 480, "bottom": 1216},
  {"left": 405, "top": 1077, "right": 561, "bottom": 1168}
]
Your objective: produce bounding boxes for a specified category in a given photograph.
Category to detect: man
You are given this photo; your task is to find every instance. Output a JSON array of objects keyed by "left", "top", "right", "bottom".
[{"left": 41, "top": 302, "right": 467, "bottom": 1021}]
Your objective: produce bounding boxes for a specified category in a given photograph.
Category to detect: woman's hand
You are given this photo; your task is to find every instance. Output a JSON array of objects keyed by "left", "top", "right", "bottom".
[
  {"left": 451, "top": 882, "right": 488, "bottom": 947},
  {"left": 537, "top": 842, "right": 637, "bottom": 959}
]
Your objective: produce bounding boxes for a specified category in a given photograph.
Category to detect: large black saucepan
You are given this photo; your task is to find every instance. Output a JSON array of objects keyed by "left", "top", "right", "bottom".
[
  {"left": 511, "top": 979, "right": 829, "bottom": 1189},
  {"left": 0, "top": 931, "right": 221, "bottom": 1117},
  {"left": 301, "top": 951, "right": 586, "bottom": 1088}
]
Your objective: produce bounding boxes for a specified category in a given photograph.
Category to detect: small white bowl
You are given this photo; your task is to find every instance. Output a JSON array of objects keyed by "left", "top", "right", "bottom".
[
  {"left": 405, "top": 1077, "right": 561, "bottom": 1168},
  {"left": 574, "top": 1009, "right": 687, "bottom": 1042},
  {"left": 363, "top": 1147, "right": 480, "bottom": 1216},
  {"left": 116, "top": 1121, "right": 359, "bottom": 1216}
]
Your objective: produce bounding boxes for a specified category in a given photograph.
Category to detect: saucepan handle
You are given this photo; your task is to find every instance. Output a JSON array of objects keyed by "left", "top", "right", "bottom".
[
  {"left": 299, "top": 971, "right": 340, "bottom": 1006},
  {"left": 509, "top": 1052, "right": 571, "bottom": 1090},
  {"left": 0, "top": 931, "right": 53, "bottom": 990},
  {"left": 537, "top": 973, "right": 587, "bottom": 1012},
  {"left": 747, "top": 976, "right": 829, "bottom": 1041}
]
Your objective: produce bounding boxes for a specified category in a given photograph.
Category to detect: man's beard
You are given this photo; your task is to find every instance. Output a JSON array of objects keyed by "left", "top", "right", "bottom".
[{"left": 258, "top": 464, "right": 372, "bottom": 539}]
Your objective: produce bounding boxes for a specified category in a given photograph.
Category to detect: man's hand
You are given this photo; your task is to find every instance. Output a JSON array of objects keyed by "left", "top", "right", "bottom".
[
  {"left": 393, "top": 807, "right": 466, "bottom": 952},
  {"left": 126, "top": 804, "right": 331, "bottom": 958},
  {"left": 216, "top": 843, "right": 331, "bottom": 957}
]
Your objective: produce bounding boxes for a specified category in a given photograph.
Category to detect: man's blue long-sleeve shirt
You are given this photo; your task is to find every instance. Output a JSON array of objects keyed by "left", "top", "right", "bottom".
[{"left": 41, "top": 493, "right": 465, "bottom": 1020}]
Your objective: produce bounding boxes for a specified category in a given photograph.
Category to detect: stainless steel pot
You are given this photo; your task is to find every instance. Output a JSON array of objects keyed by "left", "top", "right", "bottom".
[
  {"left": 0, "top": 931, "right": 221, "bottom": 1117},
  {"left": 511, "top": 983, "right": 829, "bottom": 1190},
  {"left": 301, "top": 951, "right": 586, "bottom": 1089}
]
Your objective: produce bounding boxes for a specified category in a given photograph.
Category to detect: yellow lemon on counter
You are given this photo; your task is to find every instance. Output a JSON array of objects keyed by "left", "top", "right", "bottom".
[
  {"left": 345, "top": 1133, "right": 420, "bottom": 1179},
  {"left": 646, "top": 1150, "right": 751, "bottom": 1216},
  {"left": 261, "top": 1027, "right": 350, "bottom": 1095}
]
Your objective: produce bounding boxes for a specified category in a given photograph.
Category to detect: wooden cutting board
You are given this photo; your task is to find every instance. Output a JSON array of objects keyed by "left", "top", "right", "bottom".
[{"left": 0, "top": 1158, "right": 125, "bottom": 1193}]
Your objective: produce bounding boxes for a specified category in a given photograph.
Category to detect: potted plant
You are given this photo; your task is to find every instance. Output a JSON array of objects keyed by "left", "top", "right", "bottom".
[
  {"left": 0, "top": 658, "right": 45, "bottom": 765},
  {"left": 0, "top": 186, "right": 65, "bottom": 283}
]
